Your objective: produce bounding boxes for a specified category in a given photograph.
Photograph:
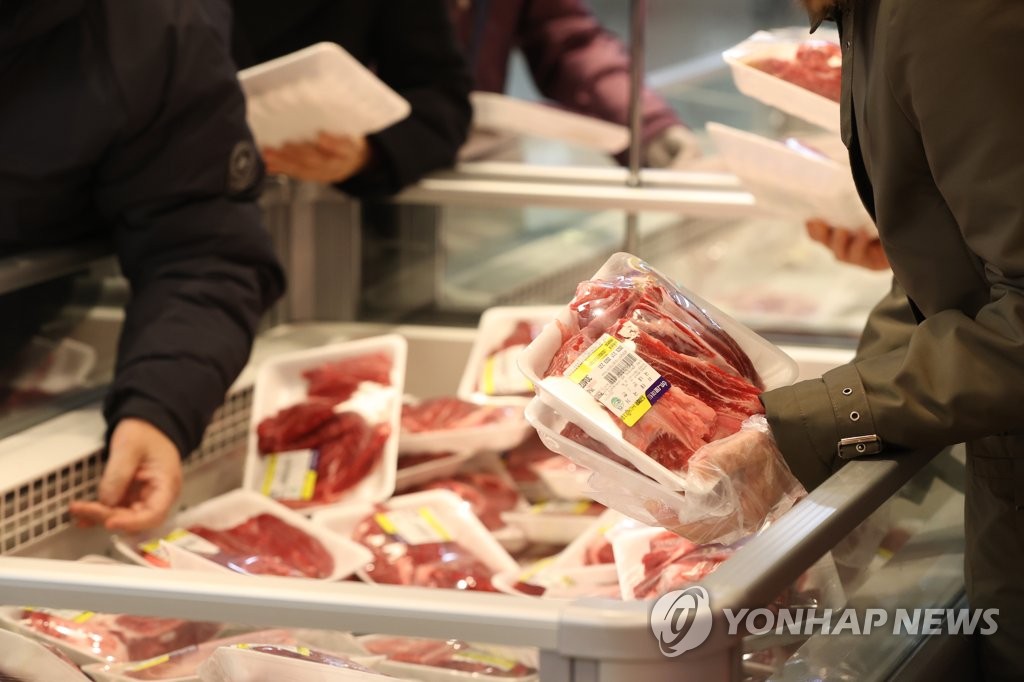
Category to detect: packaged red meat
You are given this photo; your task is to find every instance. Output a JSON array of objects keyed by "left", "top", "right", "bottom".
[
  {"left": 394, "top": 452, "right": 476, "bottom": 492},
  {"left": 456, "top": 306, "right": 560, "bottom": 403},
  {"left": 114, "top": 489, "right": 372, "bottom": 582},
  {"left": 399, "top": 396, "right": 531, "bottom": 455},
  {"left": 244, "top": 335, "right": 406, "bottom": 512},
  {"left": 358, "top": 636, "right": 538, "bottom": 681},
  {"left": 519, "top": 254, "right": 803, "bottom": 544},
  {"left": 0, "top": 606, "right": 221, "bottom": 666},
  {"left": 197, "top": 644, "right": 395, "bottom": 682},
  {"left": 724, "top": 29, "right": 842, "bottom": 132},
  {"left": 83, "top": 630, "right": 297, "bottom": 682},
  {"left": 0, "top": 629, "right": 92, "bottom": 682},
  {"left": 311, "top": 490, "right": 519, "bottom": 592},
  {"left": 613, "top": 527, "right": 732, "bottom": 601},
  {"left": 500, "top": 500, "right": 604, "bottom": 546},
  {"left": 413, "top": 471, "right": 524, "bottom": 531}
]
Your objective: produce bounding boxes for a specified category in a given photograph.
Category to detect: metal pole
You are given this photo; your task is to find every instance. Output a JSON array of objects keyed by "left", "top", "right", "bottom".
[{"left": 624, "top": 0, "right": 647, "bottom": 254}]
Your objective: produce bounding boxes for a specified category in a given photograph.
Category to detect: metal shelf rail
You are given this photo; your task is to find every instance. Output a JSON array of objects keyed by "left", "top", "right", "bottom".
[{"left": 0, "top": 447, "right": 937, "bottom": 681}]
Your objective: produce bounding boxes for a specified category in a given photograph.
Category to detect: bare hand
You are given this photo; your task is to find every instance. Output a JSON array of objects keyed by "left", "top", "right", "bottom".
[
  {"left": 262, "top": 132, "right": 371, "bottom": 184},
  {"left": 806, "top": 218, "right": 890, "bottom": 271},
  {"left": 70, "top": 418, "right": 183, "bottom": 533}
]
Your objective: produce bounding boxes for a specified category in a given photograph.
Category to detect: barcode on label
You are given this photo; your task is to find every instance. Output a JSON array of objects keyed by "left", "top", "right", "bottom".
[{"left": 603, "top": 353, "right": 637, "bottom": 385}]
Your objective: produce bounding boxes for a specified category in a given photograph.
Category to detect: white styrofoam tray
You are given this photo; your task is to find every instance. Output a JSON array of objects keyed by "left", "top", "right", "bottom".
[
  {"left": 239, "top": 42, "right": 411, "bottom": 147},
  {"left": 394, "top": 452, "right": 478, "bottom": 492},
  {"left": 723, "top": 31, "right": 841, "bottom": 133},
  {"left": 356, "top": 635, "right": 539, "bottom": 682},
  {"left": 243, "top": 335, "right": 407, "bottom": 513},
  {"left": 707, "top": 122, "right": 875, "bottom": 234},
  {"left": 398, "top": 400, "right": 532, "bottom": 456},
  {"left": 112, "top": 489, "right": 372, "bottom": 582},
  {"left": 0, "top": 628, "right": 93, "bottom": 680}
]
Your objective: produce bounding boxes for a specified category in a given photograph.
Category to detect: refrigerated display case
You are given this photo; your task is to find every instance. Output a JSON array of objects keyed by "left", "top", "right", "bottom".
[{"left": 0, "top": 8, "right": 967, "bottom": 679}]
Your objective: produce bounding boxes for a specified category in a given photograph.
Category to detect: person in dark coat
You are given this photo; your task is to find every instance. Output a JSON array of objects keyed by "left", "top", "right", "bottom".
[
  {"left": 230, "top": 0, "right": 473, "bottom": 197},
  {"left": 446, "top": 0, "right": 700, "bottom": 167},
  {"left": 0, "top": 0, "right": 285, "bottom": 532},
  {"left": 751, "top": 0, "right": 1024, "bottom": 677}
]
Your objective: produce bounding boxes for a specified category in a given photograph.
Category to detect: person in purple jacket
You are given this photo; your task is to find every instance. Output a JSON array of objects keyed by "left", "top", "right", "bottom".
[{"left": 447, "top": 0, "right": 701, "bottom": 168}]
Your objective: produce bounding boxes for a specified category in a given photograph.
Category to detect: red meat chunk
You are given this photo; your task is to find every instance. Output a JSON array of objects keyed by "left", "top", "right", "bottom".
[
  {"left": 257, "top": 406, "right": 390, "bottom": 507},
  {"left": 187, "top": 513, "right": 334, "bottom": 579},
  {"left": 19, "top": 610, "right": 220, "bottom": 663},
  {"left": 353, "top": 512, "right": 497, "bottom": 591},
  {"left": 302, "top": 351, "right": 392, "bottom": 404},
  {"left": 632, "top": 531, "right": 731, "bottom": 599},
  {"left": 416, "top": 472, "right": 521, "bottom": 530},
  {"left": 749, "top": 42, "right": 842, "bottom": 102},
  {"left": 402, "top": 397, "right": 512, "bottom": 433}
]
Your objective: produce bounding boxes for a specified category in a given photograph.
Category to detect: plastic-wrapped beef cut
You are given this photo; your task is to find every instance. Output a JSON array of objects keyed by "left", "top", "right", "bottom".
[
  {"left": 256, "top": 405, "right": 390, "bottom": 507},
  {"left": 544, "top": 275, "right": 766, "bottom": 472},
  {"left": 401, "top": 397, "right": 513, "bottom": 433},
  {"left": 18, "top": 608, "right": 220, "bottom": 662},
  {"left": 352, "top": 509, "right": 498, "bottom": 592},
  {"left": 363, "top": 637, "right": 536, "bottom": 678},
  {"left": 415, "top": 472, "right": 520, "bottom": 530},
  {"left": 302, "top": 351, "right": 393, "bottom": 404},
  {"left": 186, "top": 513, "right": 334, "bottom": 578},
  {"left": 631, "top": 531, "right": 731, "bottom": 600}
]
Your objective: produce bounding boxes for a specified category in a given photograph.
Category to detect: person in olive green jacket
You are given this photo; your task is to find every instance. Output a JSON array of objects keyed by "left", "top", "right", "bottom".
[{"left": 749, "top": 0, "right": 1024, "bottom": 678}]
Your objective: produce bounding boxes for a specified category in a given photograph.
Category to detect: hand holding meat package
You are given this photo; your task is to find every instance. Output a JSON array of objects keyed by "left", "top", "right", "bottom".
[
  {"left": 244, "top": 336, "right": 406, "bottom": 512},
  {"left": 519, "top": 253, "right": 804, "bottom": 545},
  {"left": 0, "top": 629, "right": 92, "bottom": 682},
  {"left": 197, "top": 644, "right": 397, "bottom": 682}
]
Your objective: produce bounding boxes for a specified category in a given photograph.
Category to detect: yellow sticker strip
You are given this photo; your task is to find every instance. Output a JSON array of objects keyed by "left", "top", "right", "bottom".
[
  {"left": 301, "top": 470, "right": 318, "bottom": 501},
  {"left": 129, "top": 654, "right": 171, "bottom": 672},
  {"left": 261, "top": 456, "right": 278, "bottom": 497},
  {"left": 418, "top": 507, "right": 451, "bottom": 542},
  {"left": 620, "top": 393, "right": 654, "bottom": 427},
  {"left": 568, "top": 336, "right": 620, "bottom": 384}
]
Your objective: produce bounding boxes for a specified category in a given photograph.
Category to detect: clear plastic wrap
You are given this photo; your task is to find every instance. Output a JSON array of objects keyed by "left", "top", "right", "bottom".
[
  {"left": 0, "top": 606, "right": 221, "bottom": 666},
  {"left": 519, "top": 254, "right": 804, "bottom": 545},
  {"left": 358, "top": 636, "right": 539, "bottom": 681},
  {"left": 197, "top": 645, "right": 393, "bottom": 682},
  {"left": 82, "top": 631, "right": 297, "bottom": 682}
]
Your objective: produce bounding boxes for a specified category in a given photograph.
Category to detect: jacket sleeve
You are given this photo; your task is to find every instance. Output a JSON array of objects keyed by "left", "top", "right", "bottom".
[
  {"left": 762, "top": 0, "right": 1024, "bottom": 490},
  {"left": 94, "top": 1, "right": 285, "bottom": 458},
  {"left": 516, "top": 0, "right": 681, "bottom": 148},
  {"left": 338, "top": 0, "right": 472, "bottom": 198}
]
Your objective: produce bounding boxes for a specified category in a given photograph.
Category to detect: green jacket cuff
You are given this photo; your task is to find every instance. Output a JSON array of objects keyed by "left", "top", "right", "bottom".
[{"left": 761, "top": 363, "right": 880, "bottom": 491}]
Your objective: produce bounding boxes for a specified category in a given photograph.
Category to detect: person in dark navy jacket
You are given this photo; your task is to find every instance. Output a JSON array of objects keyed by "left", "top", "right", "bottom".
[{"left": 0, "top": 0, "right": 285, "bottom": 532}]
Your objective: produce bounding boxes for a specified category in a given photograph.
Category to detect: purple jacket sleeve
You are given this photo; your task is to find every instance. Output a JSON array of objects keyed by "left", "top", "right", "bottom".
[{"left": 516, "top": 0, "right": 681, "bottom": 148}]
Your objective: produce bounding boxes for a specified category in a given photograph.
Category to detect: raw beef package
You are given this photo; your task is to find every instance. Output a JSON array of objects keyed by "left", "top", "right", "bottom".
[
  {"left": 519, "top": 253, "right": 804, "bottom": 544},
  {"left": 612, "top": 526, "right": 844, "bottom": 608},
  {"left": 0, "top": 606, "right": 221, "bottom": 666},
  {"left": 456, "top": 306, "right": 560, "bottom": 403},
  {"left": 358, "top": 635, "right": 538, "bottom": 681},
  {"left": 243, "top": 336, "right": 406, "bottom": 512},
  {"left": 114, "top": 490, "right": 372, "bottom": 581},
  {"left": 312, "top": 490, "right": 518, "bottom": 592},
  {"left": 399, "top": 396, "right": 531, "bottom": 456},
  {"left": 723, "top": 29, "right": 842, "bottom": 133},
  {"left": 197, "top": 644, "right": 396, "bottom": 682},
  {"left": 0, "top": 629, "right": 92, "bottom": 682},
  {"left": 83, "top": 630, "right": 298, "bottom": 682}
]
